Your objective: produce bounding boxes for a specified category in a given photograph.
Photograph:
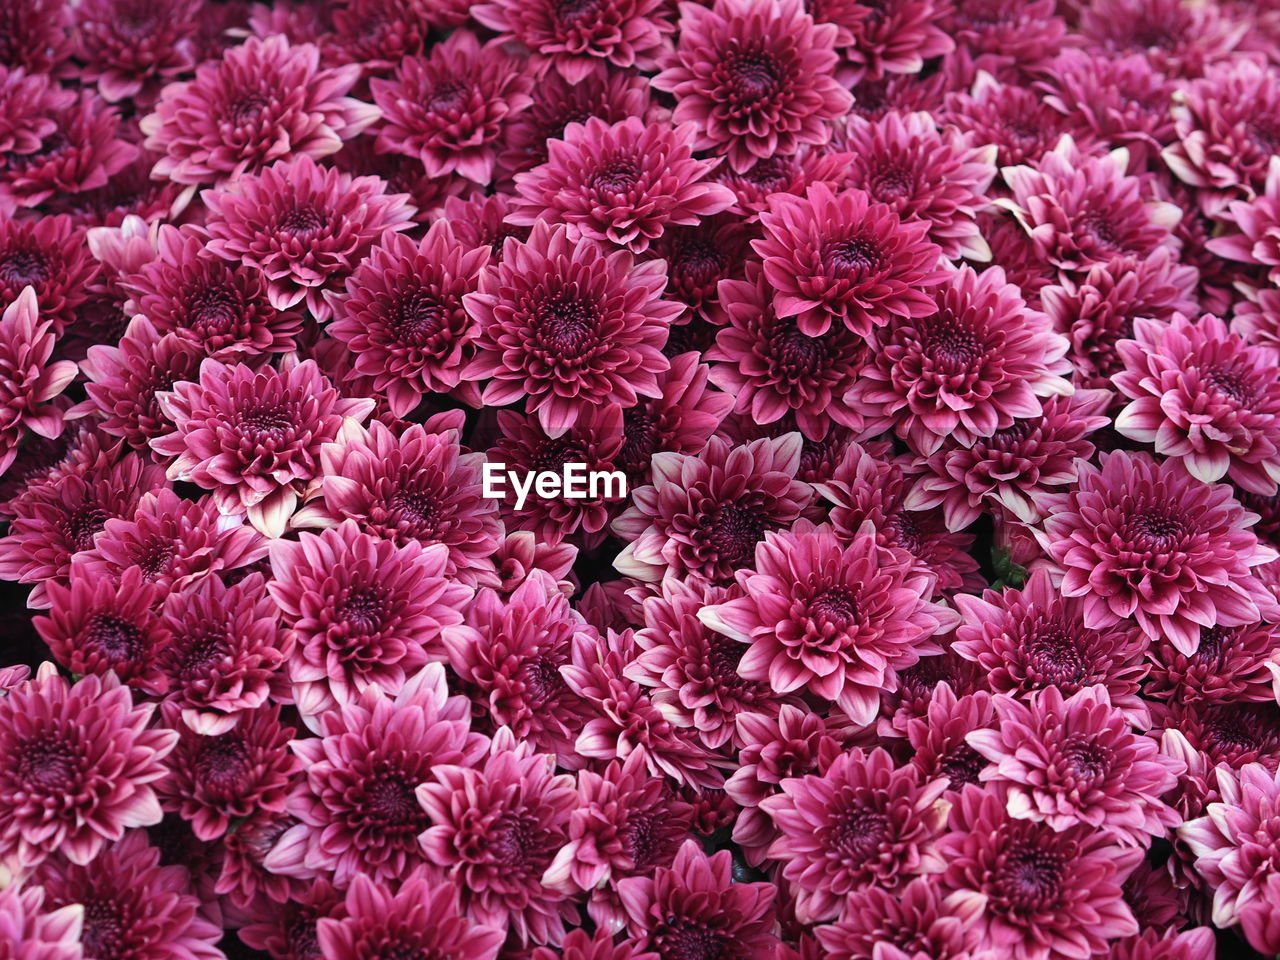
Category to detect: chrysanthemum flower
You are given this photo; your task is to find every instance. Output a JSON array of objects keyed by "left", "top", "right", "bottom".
[
  {"left": 156, "top": 703, "right": 298, "bottom": 842},
  {"left": 902, "top": 683, "right": 996, "bottom": 798},
  {"left": 829, "top": 0, "right": 953, "bottom": 84},
  {"left": 1114, "top": 314, "right": 1280, "bottom": 494},
  {"left": 267, "top": 519, "right": 475, "bottom": 723},
  {"left": 155, "top": 571, "right": 290, "bottom": 736},
  {"left": 998, "top": 138, "right": 1181, "bottom": 277},
  {"left": 535, "top": 928, "right": 660, "bottom": 960},
  {"left": 419, "top": 735, "right": 578, "bottom": 946},
  {"left": 464, "top": 222, "right": 677, "bottom": 436},
  {"left": 646, "top": 214, "right": 750, "bottom": 325},
  {"left": 439, "top": 192, "right": 530, "bottom": 261},
  {"left": 237, "top": 876, "right": 341, "bottom": 960},
  {"left": 931, "top": 785, "right": 1141, "bottom": 960},
  {"left": 613, "top": 432, "right": 812, "bottom": 585},
  {"left": 708, "top": 267, "right": 866, "bottom": 441},
  {"left": 214, "top": 810, "right": 310, "bottom": 908},
  {"left": 944, "top": 74, "right": 1089, "bottom": 169},
  {"left": 1163, "top": 701, "right": 1280, "bottom": 774},
  {"left": 943, "top": 0, "right": 1065, "bottom": 82},
  {"left": 0, "top": 671, "right": 175, "bottom": 870},
  {"left": 202, "top": 154, "right": 416, "bottom": 320},
  {"left": 903, "top": 390, "right": 1112, "bottom": 529},
  {"left": 1209, "top": 156, "right": 1280, "bottom": 282},
  {"left": 324, "top": 221, "right": 488, "bottom": 417},
  {"left": 151, "top": 358, "right": 374, "bottom": 537},
  {"left": 333, "top": 132, "right": 473, "bottom": 223},
  {"left": 967, "top": 686, "right": 1182, "bottom": 844},
  {"left": 652, "top": 0, "right": 852, "bottom": 172},
  {"left": 0, "top": 0, "right": 71, "bottom": 74},
  {"left": 369, "top": 29, "right": 534, "bottom": 185},
  {"left": 713, "top": 148, "right": 854, "bottom": 221},
  {"left": 616, "top": 839, "right": 778, "bottom": 958},
  {"left": 508, "top": 117, "right": 735, "bottom": 254},
  {"left": 1079, "top": 0, "right": 1244, "bottom": 78},
  {"left": 815, "top": 875, "right": 988, "bottom": 960},
  {"left": 951, "top": 568, "right": 1151, "bottom": 726},
  {"left": 35, "top": 830, "right": 224, "bottom": 960},
  {"left": 1147, "top": 621, "right": 1280, "bottom": 706},
  {"left": 839, "top": 111, "right": 997, "bottom": 261},
  {"left": 293, "top": 417, "right": 500, "bottom": 586},
  {"left": 753, "top": 183, "right": 948, "bottom": 339},
  {"left": 326, "top": 0, "right": 435, "bottom": 71},
  {"left": 0, "top": 216, "right": 97, "bottom": 332},
  {"left": 1035, "top": 450, "right": 1278, "bottom": 653},
  {"left": 0, "top": 287, "right": 76, "bottom": 478},
  {"left": 1110, "top": 929, "right": 1216, "bottom": 960},
  {"left": 0, "top": 883, "right": 84, "bottom": 960},
  {"left": 847, "top": 264, "right": 1073, "bottom": 457},
  {"left": 316, "top": 873, "right": 505, "bottom": 960},
  {"left": 699, "top": 520, "right": 958, "bottom": 724},
  {"left": 446, "top": 571, "right": 597, "bottom": 766},
  {"left": 73, "top": 0, "right": 199, "bottom": 104},
  {"left": 140, "top": 34, "right": 377, "bottom": 186},
  {"left": 761, "top": 747, "right": 949, "bottom": 922},
  {"left": 121, "top": 225, "right": 304, "bottom": 359}
]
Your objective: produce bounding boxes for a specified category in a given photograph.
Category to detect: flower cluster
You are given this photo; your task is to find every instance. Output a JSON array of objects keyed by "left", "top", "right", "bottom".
[{"left": 5, "top": 1, "right": 1280, "bottom": 959}]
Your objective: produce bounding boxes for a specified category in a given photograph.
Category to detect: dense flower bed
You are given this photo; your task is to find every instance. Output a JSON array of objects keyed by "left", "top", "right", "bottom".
[{"left": 2, "top": 0, "right": 1280, "bottom": 958}]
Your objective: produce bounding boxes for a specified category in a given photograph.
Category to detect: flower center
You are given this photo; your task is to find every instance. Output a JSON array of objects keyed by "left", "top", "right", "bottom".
[
  {"left": 1205, "top": 365, "right": 1254, "bottom": 404},
  {"left": 1247, "top": 116, "right": 1280, "bottom": 153},
  {"left": 365, "top": 773, "right": 422, "bottom": 827},
  {"left": 829, "top": 808, "right": 890, "bottom": 860},
  {"left": 427, "top": 81, "right": 469, "bottom": 113},
  {"left": 533, "top": 291, "right": 599, "bottom": 357},
  {"left": 278, "top": 206, "right": 325, "bottom": 237},
  {"left": 809, "top": 587, "right": 859, "bottom": 629},
  {"left": 1079, "top": 209, "right": 1120, "bottom": 251},
  {"left": 518, "top": 657, "right": 566, "bottom": 708},
  {"left": 1130, "top": 509, "right": 1187, "bottom": 550},
  {"left": 87, "top": 614, "right": 144, "bottom": 665},
  {"left": 621, "top": 409, "right": 661, "bottom": 474},
  {"left": 591, "top": 155, "right": 642, "bottom": 195},
  {"left": 997, "top": 844, "right": 1064, "bottom": 911},
  {"left": 823, "top": 237, "right": 881, "bottom": 274},
  {"left": 389, "top": 488, "right": 440, "bottom": 526},
  {"left": 189, "top": 283, "right": 243, "bottom": 336},
  {"left": 490, "top": 815, "right": 536, "bottom": 866},
  {"left": 740, "top": 156, "right": 793, "bottom": 190},
  {"left": 773, "top": 327, "right": 828, "bottom": 376},
  {"left": 940, "top": 745, "right": 986, "bottom": 789},
  {"left": 195, "top": 737, "right": 252, "bottom": 789},
  {"left": 239, "top": 407, "right": 295, "bottom": 440},
  {"left": 706, "top": 504, "right": 765, "bottom": 567},
  {"left": 134, "top": 537, "right": 176, "bottom": 580},
  {"left": 230, "top": 92, "right": 269, "bottom": 124},
  {"left": 672, "top": 239, "right": 728, "bottom": 291},
  {"left": 726, "top": 53, "right": 782, "bottom": 102},
  {"left": 0, "top": 249, "right": 47, "bottom": 286},
  {"left": 869, "top": 166, "right": 915, "bottom": 202},
  {"left": 1059, "top": 736, "right": 1110, "bottom": 781},
  {"left": 18, "top": 738, "right": 77, "bottom": 791},
  {"left": 392, "top": 292, "right": 447, "bottom": 346},
  {"left": 655, "top": 922, "right": 729, "bottom": 960},
  {"left": 176, "top": 627, "right": 231, "bottom": 677},
  {"left": 1024, "top": 623, "right": 1089, "bottom": 686},
  {"left": 81, "top": 898, "right": 126, "bottom": 959},
  {"left": 67, "top": 504, "right": 110, "bottom": 551},
  {"left": 925, "top": 324, "right": 985, "bottom": 370},
  {"left": 339, "top": 588, "right": 388, "bottom": 634},
  {"left": 555, "top": 0, "right": 602, "bottom": 23}
]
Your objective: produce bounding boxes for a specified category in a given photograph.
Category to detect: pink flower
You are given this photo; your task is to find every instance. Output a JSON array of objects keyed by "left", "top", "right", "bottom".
[
  {"left": 140, "top": 34, "right": 377, "bottom": 186},
  {"left": 369, "top": 29, "right": 534, "bottom": 185},
  {"left": 1035, "top": 451, "right": 1279, "bottom": 654},
  {"left": 0, "top": 215, "right": 97, "bottom": 332},
  {"left": 713, "top": 147, "right": 855, "bottom": 221},
  {"left": 0, "top": 883, "right": 84, "bottom": 960},
  {"left": 1110, "top": 929, "right": 1216, "bottom": 960},
  {"left": 463, "top": 222, "right": 678, "bottom": 437},
  {"left": 150, "top": 358, "right": 374, "bottom": 537},
  {"left": 0, "top": 287, "right": 76, "bottom": 477},
  {"left": 73, "top": 0, "right": 199, "bottom": 104},
  {"left": 1146, "top": 622, "right": 1280, "bottom": 706},
  {"left": 0, "top": 671, "right": 175, "bottom": 870},
  {"left": 699, "top": 519, "right": 959, "bottom": 724},
  {"left": 815, "top": 875, "right": 991, "bottom": 960},
  {"left": 1209, "top": 156, "right": 1280, "bottom": 281},
  {"left": 202, "top": 154, "right": 416, "bottom": 320},
  {"left": 761, "top": 747, "right": 949, "bottom": 922},
  {"left": 652, "top": 0, "right": 852, "bottom": 172},
  {"left": 753, "top": 183, "right": 948, "bottom": 339},
  {"left": 1079, "top": 0, "right": 1244, "bottom": 78},
  {"left": 904, "top": 683, "right": 997, "bottom": 797},
  {"left": 419, "top": 734, "right": 578, "bottom": 946},
  {"left": 943, "top": 0, "right": 1064, "bottom": 82},
  {"left": 267, "top": 519, "right": 474, "bottom": 723},
  {"left": 831, "top": 0, "right": 953, "bottom": 84},
  {"left": 0, "top": 0, "right": 71, "bottom": 74},
  {"left": 1114, "top": 313, "right": 1280, "bottom": 494},
  {"left": 945, "top": 73, "right": 1088, "bottom": 169}
]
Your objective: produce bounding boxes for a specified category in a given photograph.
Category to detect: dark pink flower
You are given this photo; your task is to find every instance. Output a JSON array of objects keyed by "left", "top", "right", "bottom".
[
  {"left": 267, "top": 519, "right": 474, "bottom": 723},
  {"left": 904, "top": 683, "right": 997, "bottom": 797},
  {"left": 0, "top": 883, "right": 84, "bottom": 960},
  {"left": 464, "top": 222, "right": 677, "bottom": 436},
  {"left": 1114, "top": 313, "right": 1280, "bottom": 494},
  {"left": 648, "top": 213, "right": 752, "bottom": 324},
  {"left": 1035, "top": 451, "right": 1278, "bottom": 654},
  {"left": 214, "top": 810, "right": 310, "bottom": 908},
  {"left": 202, "top": 153, "right": 416, "bottom": 320},
  {"left": 0, "top": 215, "right": 97, "bottom": 332},
  {"left": 140, "top": 34, "right": 377, "bottom": 186},
  {"left": 713, "top": 147, "right": 855, "bottom": 221},
  {"left": 849, "top": 72, "right": 949, "bottom": 121},
  {"left": 369, "top": 30, "right": 534, "bottom": 185},
  {"left": 150, "top": 358, "right": 374, "bottom": 537},
  {"left": 0, "top": 671, "right": 175, "bottom": 870},
  {"left": 332, "top": 133, "right": 474, "bottom": 222},
  {"left": 932, "top": 785, "right": 1142, "bottom": 960},
  {"left": 419, "top": 734, "right": 578, "bottom": 945},
  {"left": 830, "top": 0, "right": 953, "bottom": 84},
  {"left": 944, "top": 73, "right": 1090, "bottom": 169},
  {"left": 1110, "top": 929, "right": 1216, "bottom": 960},
  {"left": 1209, "top": 156, "right": 1280, "bottom": 280},
  {"left": 325, "top": 0, "right": 435, "bottom": 72},
  {"left": 760, "top": 747, "right": 949, "bottom": 922},
  {"left": 1146, "top": 621, "right": 1280, "bottom": 706},
  {"left": 324, "top": 221, "right": 488, "bottom": 417},
  {"left": 1079, "top": 0, "right": 1244, "bottom": 78},
  {"left": 237, "top": 876, "right": 341, "bottom": 960},
  {"left": 0, "top": 0, "right": 71, "bottom": 74},
  {"left": 0, "top": 287, "right": 76, "bottom": 477},
  {"left": 533, "top": 928, "right": 660, "bottom": 960},
  {"left": 699, "top": 519, "right": 958, "bottom": 724},
  {"left": 612, "top": 432, "right": 812, "bottom": 585},
  {"left": 73, "top": 0, "right": 199, "bottom": 104},
  {"left": 815, "top": 875, "right": 990, "bottom": 960},
  {"left": 615, "top": 840, "right": 779, "bottom": 960},
  {"left": 652, "top": 0, "right": 852, "bottom": 172},
  {"left": 753, "top": 183, "right": 948, "bottom": 339},
  {"left": 316, "top": 873, "right": 504, "bottom": 960},
  {"left": 943, "top": 0, "right": 1065, "bottom": 82}
]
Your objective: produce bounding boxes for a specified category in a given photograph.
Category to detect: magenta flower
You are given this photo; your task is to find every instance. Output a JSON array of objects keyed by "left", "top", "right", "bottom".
[
  {"left": 0, "top": 287, "right": 76, "bottom": 477},
  {"left": 0, "top": 0, "right": 71, "bottom": 74},
  {"left": 418, "top": 735, "right": 578, "bottom": 946},
  {"left": 945, "top": 74, "right": 1087, "bottom": 169},
  {"left": 1147, "top": 622, "right": 1280, "bottom": 706},
  {"left": 904, "top": 683, "right": 997, "bottom": 797},
  {"left": 463, "top": 221, "right": 678, "bottom": 437},
  {"left": 1035, "top": 451, "right": 1279, "bottom": 654},
  {"left": 753, "top": 183, "right": 948, "bottom": 338},
  {"left": 613, "top": 433, "right": 812, "bottom": 585},
  {"left": 73, "top": 0, "right": 199, "bottom": 104},
  {"left": 0, "top": 215, "right": 97, "bottom": 332},
  {"left": 831, "top": 0, "right": 953, "bottom": 84},
  {"left": 267, "top": 663, "right": 486, "bottom": 889},
  {"left": 0, "top": 671, "right": 175, "bottom": 870},
  {"left": 140, "top": 34, "right": 377, "bottom": 186},
  {"left": 508, "top": 117, "right": 734, "bottom": 254},
  {"left": 150, "top": 358, "right": 374, "bottom": 537},
  {"left": 1114, "top": 313, "right": 1280, "bottom": 494},
  {"left": 267, "top": 519, "right": 474, "bottom": 723},
  {"left": 326, "top": 0, "right": 435, "bottom": 71},
  {"left": 1110, "top": 929, "right": 1216, "bottom": 960},
  {"left": 202, "top": 154, "right": 416, "bottom": 320},
  {"left": 369, "top": 29, "right": 534, "bottom": 185},
  {"left": 1079, "top": 0, "right": 1244, "bottom": 78},
  {"left": 943, "top": 0, "right": 1064, "bottom": 82},
  {"left": 699, "top": 520, "right": 959, "bottom": 724},
  {"left": 652, "top": 0, "right": 852, "bottom": 172},
  {"left": 1210, "top": 156, "right": 1280, "bottom": 280},
  {"left": 760, "top": 747, "right": 949, "bottom": 923},
  {"left": 815, "top": 875, "right": 989, "bottom": 960},
  {"left": 0, "top": 883, "right": 84, "bottom": 960}
]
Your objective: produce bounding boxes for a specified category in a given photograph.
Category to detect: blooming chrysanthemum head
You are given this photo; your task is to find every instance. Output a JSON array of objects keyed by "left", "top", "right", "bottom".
[
  {"left": 652, "top": 0, "right": 853, "bottom": 172},
  {"left": 903, "top": 682, "right": 997, "bottom": 797},
  {"left": 0, "top": 287, "right": 76, "bottom": 477},
  {"left": 0, "top": 671, "right": 175, "bottom": 871},
  {"left": 0, "top": 0, "right": 71, "bottom": 74},
  {"left": 332, "top": 132, "right": 474, "bottom": 222},
  {"left": 699, "top": 519, "right": 959, "bottom": 724},
  {"left": 944, "top": 73, "right": 1090, "bottom": 169},
  {"left": 0, "top": 883, "right": 84, "bottom": 960},
  {"left": 464, "top": 222, "right": 678, "bottom": 437},
  {"left": 827, "top": 0, "right": 953, "bottom": 85},
  {"left": 1036, "top": 450, "right": 1279, "bottom": 653},
  {"left": 369, "top": 29, "right": 534, "bottom": 186},
  {"left": 73, "top": 0, "right": 199, "bottom": 105},
  {"left": 815, "top": 875, "right": 988, "bottom": 960},
  {"left": 1146, "top": 621, "right": 1280, "bottom": 706},
  {"left": 753, "top": 183, "right": 948, "bottom": 338},
  {"left": 509, "top": 117, "right": 735, "bottom": 254},
  {"left": 1110, "top": 929, "right": 1216, "bottom": 960},
  {"left": 325, "top": 222, "right": 488, "bottom": 417},
  {"left": 713, "top": 147, "right": 854, "bottom": 221},
  {"left": 325, "top": 0, "right": 435, "bottom": 71},
  {"left": 943, "top": 0, "right": 1065, "bottom": 82},
  {"left": 1079, "top": 0, "right": 1244, "bottom": 78},
  {"left": 0, "top": 215, "right": 97, "bottom": 332},
  {"left": 202, "top": 153, "right": 416, "bottom": 320},
  {"left": 140, "top": 34, "right": 377, "bottom": 186}
]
